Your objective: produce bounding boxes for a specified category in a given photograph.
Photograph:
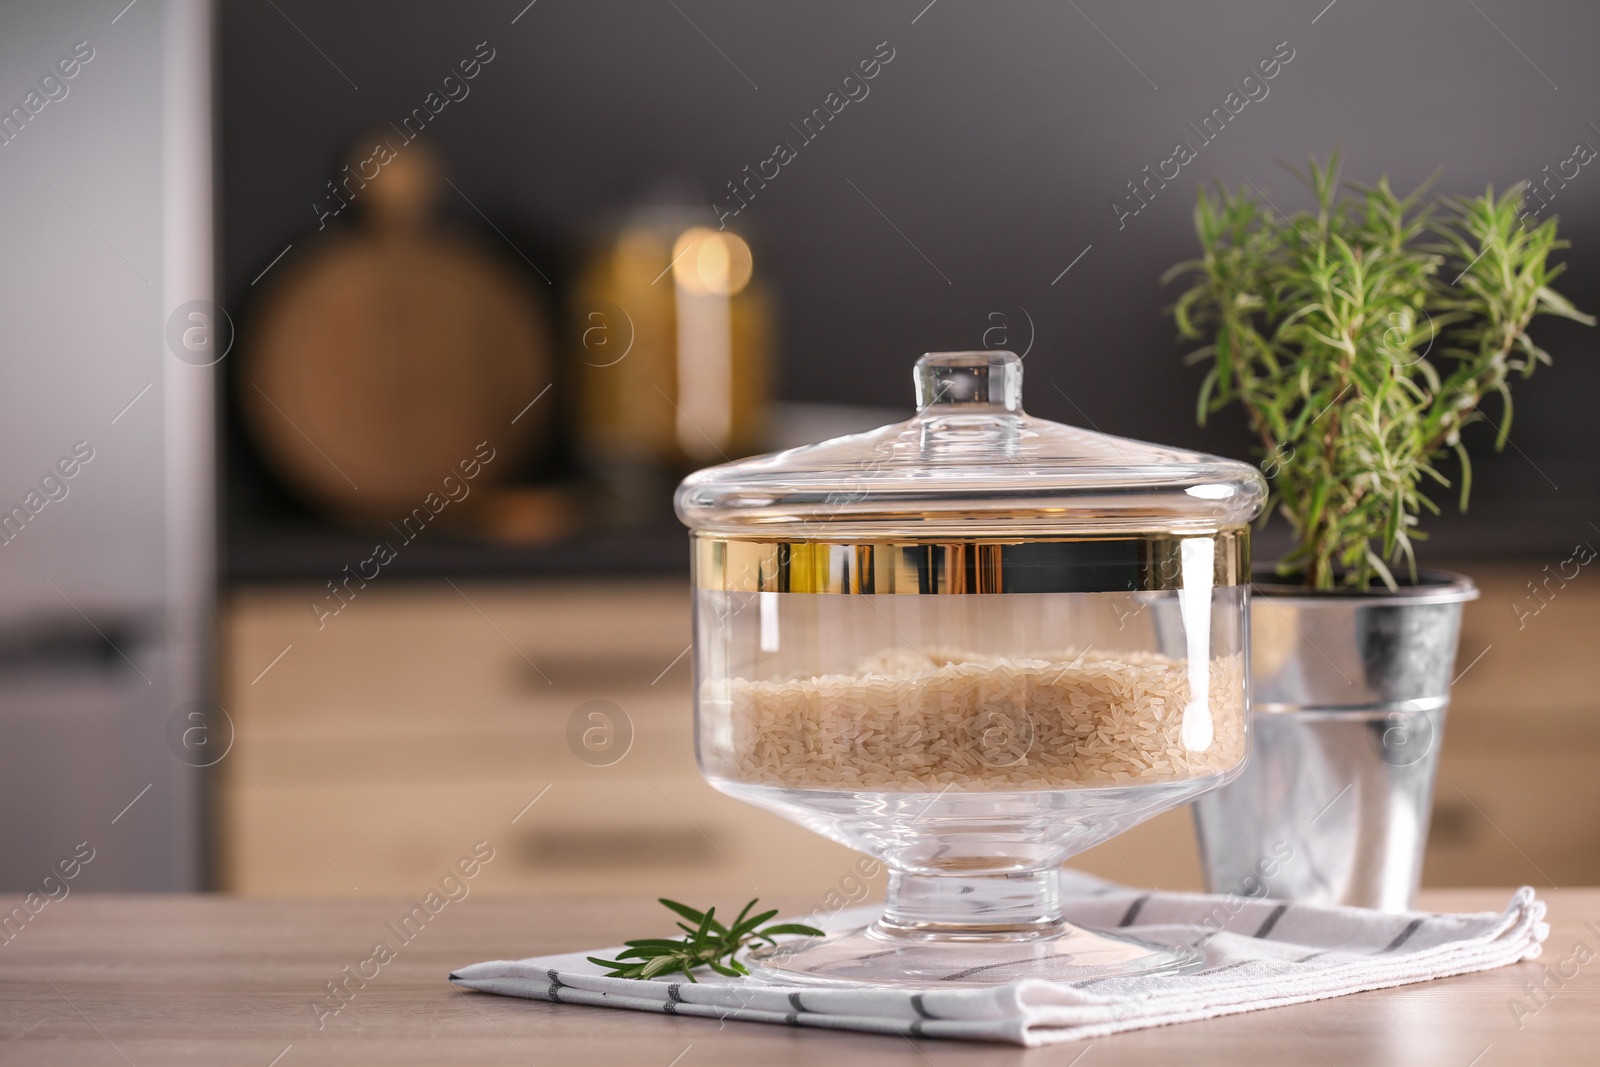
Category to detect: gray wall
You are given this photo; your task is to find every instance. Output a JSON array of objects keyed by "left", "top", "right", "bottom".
[{"left": 221, "top": 0, "right": 1600, "bottom": 555}]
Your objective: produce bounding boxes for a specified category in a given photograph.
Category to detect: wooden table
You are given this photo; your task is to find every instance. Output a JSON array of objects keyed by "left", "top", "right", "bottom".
[{"left": 2, "top": 890, "right": 1595, "bottom": 1065}]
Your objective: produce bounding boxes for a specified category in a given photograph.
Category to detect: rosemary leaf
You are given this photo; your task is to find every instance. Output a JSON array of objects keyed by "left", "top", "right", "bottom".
[{"left": 587, "top": 899, "right": 825, "bottom": 982}]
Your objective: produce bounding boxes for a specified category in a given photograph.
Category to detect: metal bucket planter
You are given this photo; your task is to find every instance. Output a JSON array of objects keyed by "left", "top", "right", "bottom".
[{"left": 1191, "top": 569, "right": 1479, "bottom": 912}]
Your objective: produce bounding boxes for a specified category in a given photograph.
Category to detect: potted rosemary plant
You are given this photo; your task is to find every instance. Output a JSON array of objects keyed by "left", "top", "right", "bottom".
[{"left": 1166, "top": 154, "right": 1591, "bottom": 910}]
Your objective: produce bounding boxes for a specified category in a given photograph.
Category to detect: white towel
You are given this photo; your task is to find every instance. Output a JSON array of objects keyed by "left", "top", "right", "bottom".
[{"left": 450, "top": 873, "right": 1547, "bottom": 1047}]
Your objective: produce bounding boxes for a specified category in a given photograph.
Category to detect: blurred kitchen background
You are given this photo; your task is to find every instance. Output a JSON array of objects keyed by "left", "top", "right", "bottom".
[{"left": 1, "top": 0, "right": 1596, "bottom": 899}]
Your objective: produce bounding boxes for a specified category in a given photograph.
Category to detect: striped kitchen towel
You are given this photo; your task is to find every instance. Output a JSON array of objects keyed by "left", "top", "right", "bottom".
[{"left": 449, "top": 875, "right": 1547, "bottom": 1046}]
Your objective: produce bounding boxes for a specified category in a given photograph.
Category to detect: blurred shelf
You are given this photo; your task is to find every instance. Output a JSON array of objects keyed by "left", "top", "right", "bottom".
[
  {"left": 224, "top": 519, "right": 689, "bottom": 584},
  {"left": 226, "top": 511, "right": 1600, "bottom": 586},
  {"left": 221, "top": 404, "right": 919, "bottom": 586}
]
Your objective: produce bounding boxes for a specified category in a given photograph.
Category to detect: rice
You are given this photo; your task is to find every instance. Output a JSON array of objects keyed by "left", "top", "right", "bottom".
[{"left": 701, "top": 647, "right": 1246, "bottom": 792}]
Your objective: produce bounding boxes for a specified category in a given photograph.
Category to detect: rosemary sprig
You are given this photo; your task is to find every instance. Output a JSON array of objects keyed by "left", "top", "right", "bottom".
[{"left": 587, "top": 898, "right": 823, "bottom": 982}]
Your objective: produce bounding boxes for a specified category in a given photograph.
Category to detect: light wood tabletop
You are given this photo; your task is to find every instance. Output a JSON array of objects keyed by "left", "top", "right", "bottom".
[{"left": 1, "top": 889, "right": 1595, "bottom": 1065}]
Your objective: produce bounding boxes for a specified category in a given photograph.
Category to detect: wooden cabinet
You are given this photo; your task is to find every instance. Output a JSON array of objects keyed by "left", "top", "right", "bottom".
[
  {"left": 220, "top": 580, "right": 868, "bottom": 900},
  {"left": 1425, "top": 560, "right": 1600, "bottom": 888},
  {"left": 219, "top": 563, "right": 1600, "bottom": 897}
]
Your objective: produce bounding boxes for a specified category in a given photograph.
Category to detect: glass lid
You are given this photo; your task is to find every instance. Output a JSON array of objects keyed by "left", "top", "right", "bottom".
[{"left": 675, "top": 350, "right": 1267, "bottom": 539}]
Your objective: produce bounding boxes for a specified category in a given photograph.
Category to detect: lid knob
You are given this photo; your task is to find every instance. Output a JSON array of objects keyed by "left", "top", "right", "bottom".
[{"left": 914, "top": 351, "right": 1024, "bottom": 413}]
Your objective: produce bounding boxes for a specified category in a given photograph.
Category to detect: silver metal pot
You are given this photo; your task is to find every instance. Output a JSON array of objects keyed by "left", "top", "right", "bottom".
[{"left": 1191, "top": 569, "right": 1479, "bottom": 911}]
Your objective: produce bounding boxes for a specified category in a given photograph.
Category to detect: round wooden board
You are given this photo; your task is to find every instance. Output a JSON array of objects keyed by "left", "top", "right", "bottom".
[{"left": 241, "top": 147, "right": 551, "bottom": 524}]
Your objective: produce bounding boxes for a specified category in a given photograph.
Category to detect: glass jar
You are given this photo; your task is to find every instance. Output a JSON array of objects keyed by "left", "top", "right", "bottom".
[{"left": 675, "top": 351, "right": 1266, "bottom": 985}]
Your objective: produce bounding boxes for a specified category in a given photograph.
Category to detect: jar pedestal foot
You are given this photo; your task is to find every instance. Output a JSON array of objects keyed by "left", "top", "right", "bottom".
[
  {"left": 748, "top": 923, "right": 1201, "bottom": 987},
  {"left": 749, "top": 869, "right": 1201, "bottom": 987}
]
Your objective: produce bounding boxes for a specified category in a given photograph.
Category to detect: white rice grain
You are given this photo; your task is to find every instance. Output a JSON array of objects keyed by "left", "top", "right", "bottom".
[{"left": 701, "top": 647, "right": 1246, "bottom": 792}]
